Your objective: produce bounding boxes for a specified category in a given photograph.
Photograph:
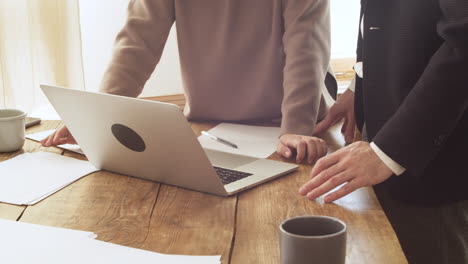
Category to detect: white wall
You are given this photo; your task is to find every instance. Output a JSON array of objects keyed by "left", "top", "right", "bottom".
[
  {"left": 330, "top": 0, "right": 360, "bottom": 59},
  {"left": 79, "top": 0, "right": 360, "bottom": 97},
  {"left": 79, "top": 0, "right": 126, "bottom": 93},
  {"left": 79, "top": 0, "right": 183, "bottom": 97}
]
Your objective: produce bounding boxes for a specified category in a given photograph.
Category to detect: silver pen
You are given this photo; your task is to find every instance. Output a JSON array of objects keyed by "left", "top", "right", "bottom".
[{"left": 201, "top": 131, "right": 238, "bottom": 149}]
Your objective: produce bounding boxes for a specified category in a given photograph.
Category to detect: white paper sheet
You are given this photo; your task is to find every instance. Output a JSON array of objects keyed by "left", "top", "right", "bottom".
[
  {"left": 198, "top": 123, "right": 280, "bottom": 158},
  {"left": 26, "top": 130, "right": 85, "bottom": 155},
  {"left": 0, "top": 219, "right": 96, "bottom": 239},
  {"left": 0, "top": 220, "right": 221, "bottom": 264},
  {"left": 0, "top": 152, "right": 98, "bottom": 205}
]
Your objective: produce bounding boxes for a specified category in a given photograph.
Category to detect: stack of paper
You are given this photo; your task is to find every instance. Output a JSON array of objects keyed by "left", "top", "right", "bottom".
[
  {"left": 0, "top": 219, "right": 221, "bottom": 264},
  {"left": 26, "top": 130, "right": 84, "bottom": 155},
  {"left": 198, "top": 123, "right": 281, "bottom": 158},
  {"left": 0, "top": 152, "right": 98, "bottom": 205}
]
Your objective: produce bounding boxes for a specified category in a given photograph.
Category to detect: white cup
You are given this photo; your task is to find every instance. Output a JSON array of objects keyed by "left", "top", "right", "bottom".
[{"left": 0, "top": 109, "right": 27, "bottom": 152}]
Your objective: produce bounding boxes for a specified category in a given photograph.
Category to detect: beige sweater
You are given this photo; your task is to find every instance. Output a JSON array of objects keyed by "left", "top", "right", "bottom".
[{"left": 100, "top": 0, "right": 331, "bottom": 136}]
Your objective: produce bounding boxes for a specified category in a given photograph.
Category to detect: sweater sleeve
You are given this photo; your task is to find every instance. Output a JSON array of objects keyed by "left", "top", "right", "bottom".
[
  {"left": 99, "top": 0, "right": 175, "bottom": 97},
  {"left": 280, "top": 0, "right": 331, "bottom": 136}
]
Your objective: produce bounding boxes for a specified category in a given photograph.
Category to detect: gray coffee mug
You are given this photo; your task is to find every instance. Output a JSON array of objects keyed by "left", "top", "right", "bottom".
[
  {"left": 280, "top": 215, "right": 347, "bottom": 264},
  {"left": 0, "top": 109, "right": 27, "bottom": 152}
]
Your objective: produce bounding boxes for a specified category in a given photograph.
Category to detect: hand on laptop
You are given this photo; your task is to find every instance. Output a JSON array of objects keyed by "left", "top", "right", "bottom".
[
  {"left": 277, "top": 134, "right": 327, "bottom": 164},
  {"left": 41, "top": 126, "right": 77, "bottom": 147}
]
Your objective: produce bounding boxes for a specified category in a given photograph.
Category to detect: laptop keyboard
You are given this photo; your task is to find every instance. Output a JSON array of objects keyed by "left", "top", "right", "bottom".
[{"left": 213, "top": 166, "right": 253, "bottom": 185}]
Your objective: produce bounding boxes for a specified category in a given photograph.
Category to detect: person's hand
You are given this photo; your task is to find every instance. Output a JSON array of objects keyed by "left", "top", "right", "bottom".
[
  {"left": 314, "top": 88, "right": 356, "bottom": 144},
  {"left": 299, "top": 141, "right": 393, "bottom": 203},
  {"left": 277, "top": 134, "right": 328, "bottom": 164},
  {"left": 41, "top": 126, "right": 77, "bottom": 147}
]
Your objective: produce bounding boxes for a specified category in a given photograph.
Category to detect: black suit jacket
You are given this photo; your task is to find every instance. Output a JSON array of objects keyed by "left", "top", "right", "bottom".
[{"left": 355, "top": 0, "right": 468, "bottom": 204}]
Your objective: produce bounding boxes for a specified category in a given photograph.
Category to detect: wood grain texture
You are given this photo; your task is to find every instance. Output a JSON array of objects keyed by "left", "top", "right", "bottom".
[
  {"left": 230, "top": 125, "right": 407, "bottom": 264},
  {"left": 139, "top": 185, "right": 237, "bottom": 263},
  {"left": 19, "top": 165, "right": 161, "bottom": 247},
  {"left": 0, "top": 120, "right": 63, "bottom": 220},
  {"left": 0, "top": 204, "right": 24, "bottom": 221},
  {"left": 10, "top": 120, "right": 405, "bottom": 263}
]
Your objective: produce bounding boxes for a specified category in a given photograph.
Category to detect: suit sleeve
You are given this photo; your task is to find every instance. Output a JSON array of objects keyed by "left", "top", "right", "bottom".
[
  {"left": 280, "top": 0, "right": 331, "bottom": 136},
  {"left": 99, "top": 0, "right": 175, "bottom": 97},
  {"left": 373, "top": 0, "right": 468, "bottom": 177}
]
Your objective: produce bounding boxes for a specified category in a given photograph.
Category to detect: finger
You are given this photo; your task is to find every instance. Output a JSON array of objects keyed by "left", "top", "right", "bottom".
[
  {"left": 311, "top": 141, "right": 328, "bottom": 163},
  {"left": 276, "top": 141, "right": 293, "bottom": 159},
  {"left": 313, "top": 112, "right": 338, "bottom": 136},
  {"left": 50, "top": 137, "right": 69, "bottom": 147},
  {"left": 68, "top": 134, "right": 77, "bottom": 144},
  {"left": 319, "top": 140, "right": 328, "bottom": 157},
  {"left": 56, "top": 127, "right": 70, "bottom": 139},
  {"left": 306, "top": 140, "right": 318, "bottom": 164},
  {"left": 341, "top": 119, "right": 348, "bottom": 134},
  {"left": 296, "top": 140, "right": 307, "bottom": 163},
  {"left": 52, "top": 129, "right": 66, "bottom": 146},
  {"left": 310, "top": 152, "right": 341, "bottom": 178},
  {"left": 299, "top": 163, "right": 346, "bottom": 196},
  {"left": 40, "top": 135, "right": 51, "bottom": 146},
  {"left": 343, "top": 116, "right": 356, "bottom": 144},
  {"left": 42, "top": 131, "right": 58, "bottom": 147},
  {"left": 324, "top": 179, "right": 361, "bottom": 203},
  {"left": 54, "top": 127, "right": 74, "bottom": 145},
  {"left": 305, "top": 171, "right": 352, "bottom": 200}
]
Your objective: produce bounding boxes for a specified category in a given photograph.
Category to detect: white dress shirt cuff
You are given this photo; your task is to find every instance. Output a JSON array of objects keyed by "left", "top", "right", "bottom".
[
  {"left": 354, "top": 62, "right": 363, "bottom": 78},
  {"left": 370, "top": 142, "right": 406, "bottom": 176},
  {"left": 348, "top": 75, "right": 356, "bottom": 93},
  {"left": 348, "top": 61, "right": 364, "bottom": 93}
]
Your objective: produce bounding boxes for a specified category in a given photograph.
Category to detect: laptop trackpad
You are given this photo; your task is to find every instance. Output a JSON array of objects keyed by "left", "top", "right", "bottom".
[{"left": 203, "top": 149, "right": 256, "bottom": 168}]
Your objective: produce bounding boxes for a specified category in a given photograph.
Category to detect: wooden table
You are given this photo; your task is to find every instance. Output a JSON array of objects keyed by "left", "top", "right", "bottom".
[{"left": 0, "top": 120, "right": 407, "bottom": 263}]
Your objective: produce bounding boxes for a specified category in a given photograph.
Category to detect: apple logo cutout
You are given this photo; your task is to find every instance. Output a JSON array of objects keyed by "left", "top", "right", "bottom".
[{"left": 111, "top": 124, "right": 146, "bottom": 152}]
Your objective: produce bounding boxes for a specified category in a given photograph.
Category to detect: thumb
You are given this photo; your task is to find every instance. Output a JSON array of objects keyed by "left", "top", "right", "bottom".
[
  {"left": 56, "top": 126, "right": 70, "bottom": 137},
  {"left": 313, "top": 114, "right": 336, "bottom": 136},
  {"left": 276, "top": 141, "right": 293, "bottom": 159}
]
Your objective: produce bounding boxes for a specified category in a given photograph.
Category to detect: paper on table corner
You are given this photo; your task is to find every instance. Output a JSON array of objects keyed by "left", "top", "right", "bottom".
[
  {"left": 197, "top": 123, "right": 281, "bottom": 159},
  {"left": 0, "top": 152, "right": 98, "bottom": 206}
]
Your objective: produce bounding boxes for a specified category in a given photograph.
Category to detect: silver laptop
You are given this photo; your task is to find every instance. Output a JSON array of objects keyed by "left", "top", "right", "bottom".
[{"left": 41, "top": 85, "right": 298, "bottom": 196}]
